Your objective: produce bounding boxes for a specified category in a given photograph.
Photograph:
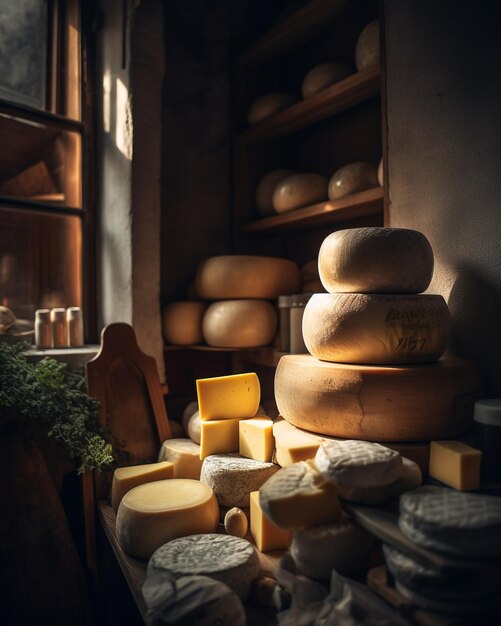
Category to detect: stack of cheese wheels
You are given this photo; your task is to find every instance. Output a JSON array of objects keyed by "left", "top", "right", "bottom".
[
  {"left": 275, "top": 227, "right": 482, "bottom": 442},
  {"left": 195, "top": 255, "right": 301, "bottom": 348}
]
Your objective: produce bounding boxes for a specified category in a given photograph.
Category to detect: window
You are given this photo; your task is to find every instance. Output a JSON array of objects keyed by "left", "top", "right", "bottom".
[{"left": 0, "top": 0, "right": 94, "bottom": 338}]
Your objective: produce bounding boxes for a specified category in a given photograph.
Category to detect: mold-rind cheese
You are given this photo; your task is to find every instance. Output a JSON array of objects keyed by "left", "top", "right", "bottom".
[
  {"left": 250, "top": 490, "right": 292, "bottom": 552},
  {"left": 197, "top": 372, "right": 260, "bottom": 421},
  {"left": 158, "top": 438, "right": 203, "bottom": 479},
  {"left": 111, "top": 461, "right": 175, "bottom": 512},
  {"left": 302, "top": 293, "right": 450, "bottom": 364},
  {"left": 428, "top": 440, "right": 481, "bottom": 490},
  {"left": 202, "top": 300, "right": 277, "bottom": 348}
]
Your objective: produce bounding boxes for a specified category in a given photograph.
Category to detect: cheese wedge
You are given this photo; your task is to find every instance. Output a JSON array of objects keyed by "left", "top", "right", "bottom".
[
  {"left": 428, "top": 440, "right": 482, "bottom": 490},
  {"left": 111, "top": 461, "right": 175, "bottom": 512},
  {"left": 200, "top": 418, "right": 241, "bottom": 460},
  {"left": 250, "top": 491, "right": 292, "bottom": 552},
  {"left": 239, "top": 417, "right": 274, "bottom": 462},
  {"left": 197, "top": 372, "right": 260, "bottom": 421}
]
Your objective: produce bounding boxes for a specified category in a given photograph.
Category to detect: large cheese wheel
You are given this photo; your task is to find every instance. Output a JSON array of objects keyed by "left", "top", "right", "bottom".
[
  {"left": 195, "top": 255, "right": 301, "bottom": 299},
  {"left": 355, "top": 20, "right": 380, "bottom": 71},
  {"left": 327, "top": 162, "right": 379, "bottom": 201},
  {"left": 274, "top": 354, "right": 482, "bottom": 441},
  {"left": 161, "top": 301, "right": 207, "bottom": 345},
  {"left": 272, "top": 173, "right": 328, "bottom": 213},
  {"left": 302, "top": 293, "right": 450, "bottom": 364},
  {"left": 318, "top": 227, "right": 434, "bottom": 294},
  {"left": 202, "top": 300, "right": 277, "bottom": 348},
  {"left": 301, "top": 62, "right": 352, "bottom": 99},
  {"left": 247, "top": 92, "right": 298, "bottom": 126},
  {"left": 255, "top": 169, "right": 295, "bottom": 216}
]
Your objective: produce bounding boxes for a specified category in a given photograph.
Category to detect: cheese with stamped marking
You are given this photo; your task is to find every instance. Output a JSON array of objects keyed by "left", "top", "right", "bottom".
[
  {"left": 158, "top": 438, "right": 203, "bottom": 479},
  {"left": 111, "top": 461, "right": 175, "bottom": 512}
]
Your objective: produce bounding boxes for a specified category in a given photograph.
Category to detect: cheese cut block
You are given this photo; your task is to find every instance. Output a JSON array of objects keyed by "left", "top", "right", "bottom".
[
  {"left": 303, "top": 293, "right": 450, "bottom": 364},
  {"left": 355, "top": 20, "right": 380, "bottom": 71},
  {"left": 147, "top": 534, "right": 259, "bottom": 601},
  {"left": 255, "top": 169, "right": 296, "bottom": 216},
  {"left": 116, "top": 479, "right": 219, "bottom": 559},
  {"left": 291, "top": 513, "right": 374, "bottom": 579},
  {"left": 249, "top": 490, "right": 292, "bottom": 552},
  {"left": 200, "top": 418, "right": 241, "bottom": 460},
  {"left": 224, "top": 507, "right": 248, "bottom": 538},
  {"left": 247, "top": 92, "right": 298, "bottom": 126},
  {"left": 161, "top": 301, "right": 207, "bottom": 345},
  {"left": 202, "top": 299, "right": 277, "bottom": 348},
  {"left": 239, "top": 417, "right": 274, "bottom": 462},
  {"left": 187, "top": 409, "right": 202, "bottom": 443},
  {"left": 196, "top": 255, "right": 301, "bottom": 299},
  {"left": 197, "top": 372, "right": 260, "bottom": 421},
  {"left": 399, "top": 486, "right": 501, "bottom": 558},
  {"left": 142, "top": 573, "right": 247, "bottom": 626},
  {"left": 428, "top": 440, "right": 482, "bottom": 490},
  {"left": 272, "top": 173, "right": 328, "bottom": 214},
  {"left": 200, "top": 453, "right": 279, "bottom": 508},
  {"left": 111, "top": 461, "right": 175, "bottom": 512},
  {"left": 301, "top": 62, "right": 352, "bottom": 98},
  {"left": 274, "top": 354, "right": 481, "bottom": 441},
  {"left": 259, "top": 460, "right": 342, "bottom": 530},
  {"left": 318, "top": 227, "right": 434, "bottom": 294},
  {"left": 327, "top": 162, "right": 379, "bottom": 201},
  {"left": 158, "top": 438, "right": 203, "bottom": 479}
]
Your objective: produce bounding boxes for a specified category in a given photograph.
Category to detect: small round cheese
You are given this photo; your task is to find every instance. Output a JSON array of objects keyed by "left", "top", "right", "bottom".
[
  {"left": 224, "top": 507, "right": 249, "bottom": 538},
  {"left": 161, "top": 301, "right": 207, "bottom": 345},
  {"left": 181, "top": 400, "right": 198, "bottom": 433},
  {"left": 202, "top": 299, "right": 277, "bottom": 348},
  {"left": 187, "top": 410, "right": 202, "bottom": 443},
  {"left": 355, "top": 20, "right": 380, "bottom": 71},
  {"left": 301, "top": 62, "right": 352, "bottom": 98},
  {"left": 318, "top": 227, "right": 434, "bottom": 294},
  {"left": 116, "top": 479, "right": 219, "bottom": 559},
  {"left": 327, "top": 161, "right": 379, "bottom": 201},
  {"left": 147, "top": 534, "right": 260, "bottom": 600},
  {"left": 272, "top": 173, "right": 328, "bottom": 213},
  {"left": 302, "top": 293, "right": 450, "bottom": 364},
  {"left": 255, "top": 169, "right": 296, "bottom": 216},
  {"left": 195, "top": 255, "right": 301, "bottom": 299},
  {"left": 247, "top": 92, "right": 298, "bottom": 126},
  {"left": 158, "top": 438, "right": 202, "bottom": 479}
]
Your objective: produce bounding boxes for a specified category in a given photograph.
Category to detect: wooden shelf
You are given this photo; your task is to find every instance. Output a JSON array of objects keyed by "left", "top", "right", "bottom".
[
  {"left": 240, "top": 186, "right": 383, "bottom": 233},
  {"left": 241, "top": 66, "right": 380, "bottom": 142},
  {"left": 165, "top": 344, "right": 286, "bottom": 368}
]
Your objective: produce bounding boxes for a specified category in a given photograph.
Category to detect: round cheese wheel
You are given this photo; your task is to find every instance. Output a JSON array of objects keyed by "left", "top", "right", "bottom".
[
  {"left": 355, "top": 20, "right": 380, "bottom": 71},
  {"left": 318, "top": 227, "right": 434, "bottom": 294},
  {"left": 300, "top": 259, "right": 319, "bottom": 282},
  {"left": 181, "top": 400, "right": 198, "bottom": 433},
  {"left": 202, "top": 300, "right": 277, "bottom": 348},
  {"left": 327, "top": 161, "right": 379, "bottom": 201},
  {"left": 255, "top": 169, "right": 296, "bottom": 216},
  {"left": 273, "top": 173, "right": 328, "bottom": 213},
  {"left": 187, "top": 410, "right": 202, "bottom": 443},
  {"left": 158, "top": 438, "right": 203, "bottom": 479},
  {"left": 162, "top": 301, "right": 207, "bottom": 346},
  {"left": 247, "top": 92, "right": 298, "bottom": 126},
  {"left": 115, "top": 479, "right": 219, "bottom": 559},
  {"left": 302, "top": 293, "right": 450, "bottom": 364},
  {"left": 195, "top": 255, "right": 301, "bottom": 299},
  {"left": 378, "top": 157, "right": 384, "bottom": 186},
  {"left": 274, "top": 354, "right": 482, "bottom": 441},
  {"left": 301, "top": 62, "right": 352, "bottom": 98}
]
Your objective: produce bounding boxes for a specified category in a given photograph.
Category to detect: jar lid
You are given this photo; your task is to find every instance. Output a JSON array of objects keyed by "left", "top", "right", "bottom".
[{"left": 473, "top": 399, "right": 501, "bottom": 427}]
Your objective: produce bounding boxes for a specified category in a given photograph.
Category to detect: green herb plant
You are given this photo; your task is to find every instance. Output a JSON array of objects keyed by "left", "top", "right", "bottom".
[{"left": 0, "top": 341, "right": 114, "bottom": 474}]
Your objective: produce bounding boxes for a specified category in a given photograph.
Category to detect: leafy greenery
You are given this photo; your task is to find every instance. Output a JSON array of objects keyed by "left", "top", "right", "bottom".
[{"left": 0, "top": 341, "right": 114, "bottom": 474}]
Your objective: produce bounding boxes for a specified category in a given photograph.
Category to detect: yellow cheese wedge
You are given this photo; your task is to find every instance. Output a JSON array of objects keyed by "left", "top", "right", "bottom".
[
  {"left": 250, "top": 491, "right": 292, "bottom": 552},
  {"left": 116, "top": 479, "right": 219, "bottom": 559},
  {"left": 428, "top": 440, "right": 482, "bottom": 490},
  {"left": 200, "top": 418, "right": 241, "bottom": 460},
  {"left": 158, "top": 438, "right": 203, "bottom": 479},
  {"left": 239, "top": 417, "right": 274, "bottom": 462},
  {"left": 197, "top": 372, "right": 260, "bottom": 421},
  {"left": 111, "top": 461, "right": 175, "bottom": 513}
]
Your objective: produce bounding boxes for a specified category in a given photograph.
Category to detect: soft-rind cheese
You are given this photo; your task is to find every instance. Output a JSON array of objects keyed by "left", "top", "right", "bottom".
[
  {"left": 197, "top": 372, "right": 260, "bottom": 421},
  {"left": 202, "top": 300, "right": 277, "bottom": 348},
  {"left": 428, "top": 440, "right": 482, "bottom": 490},
  {"left": 111, "top": 461, "right": 175, "bottom": 512},
  {"left": 116, "top": 479, "right": 219, "bottom": 559},
  {"left": 255, "top": 169, "right": 296, "bottom": 216},
  {"left": 301, "top": 62, "right": 352, "bottom": 98},
  {"left": 200, "top": 453, "right": 279, "bottom": 508},
  {"left": 327, "top": 162, "right": 378, "bottom": 201},
  {"left": 272, "top": 173, "right": 328, "bottom": 214},
  {"left": 247, "top": 92, "right": 298, "bottom": 126},
  {"left": 147, "top": 534, "right": 259, "bottom": 601},
  {"left": 302, "top": 293, "right": 450, "bottom": 364},
  {"left": 355, "top": 20, "right": 380, "bottom": 71},
  {"left": 161, "top": 301, "right": 207, "bottom": 346},
  {"left": 158, "top": 438, "right": 203, "bottom": 479},
  {"left": 318, "top": 227, "right": 434, "bottom": 294}
]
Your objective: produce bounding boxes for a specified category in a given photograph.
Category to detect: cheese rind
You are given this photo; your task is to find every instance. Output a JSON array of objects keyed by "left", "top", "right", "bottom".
[
  {"left": 200, "top": 418, "right": 241, "bottom": 460},
  {"left": 355, "top": 20, "right": 380, "bottom": 71},
  {"left": 158, "top": 438, "right": 203, "bottom": 479},
  {"left": 202, "top": 300, "right": 277, "bottom": 348},
  {"left": 301, "top": 62, "right": 352, "bottom": 98},
  {"left": 272, "top": 173, "right": 328, "bottom": 213},
  {"left": 197, "top": 372, "right": 260, "bottom": 421},
  {"left": 255, "top": 169, "right": 296, "bottom": 216},
  {"left": 239, "top": 417, "right": 274, "bottom": 462},
  {"left": 250, "top": 490, "right": 292, "bottom": 552},
  {"left": 428, "top": 440, "right": 481, "bottom": 490},
  {"left": 327, "top": 161, "right": 378, "bottom": 201},
  {"left": 302, "top": 293, "right": 450, "bottom": 364},
  {"left": 116, "top": 479, "right": 219, "bottom": 559},
  {"left": 111, "top": 461, "right": 175, "bottom": 513},
  {"left": 161, "top": 301, "right": 207, "bottom": 345}
]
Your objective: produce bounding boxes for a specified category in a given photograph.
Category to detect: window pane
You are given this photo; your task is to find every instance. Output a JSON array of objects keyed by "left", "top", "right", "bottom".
[
  {"left": 0, "top": 0, "right": 48, "bottom": 110},
  {"left": 0, "top": 112, "right": 82, "bottom": 208},
  {"left": 0, "top": 208, "right": 82, "bottom": 322}
]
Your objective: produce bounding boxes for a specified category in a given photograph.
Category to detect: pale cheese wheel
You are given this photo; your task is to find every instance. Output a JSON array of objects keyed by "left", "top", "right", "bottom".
[
  {"left": 318, "top": 227, "right": 434, "bottom": 294},
  {"left": 161, "top": 301, "right": 207, "bottom": 346},
  {"left": 247, "top": 92, "right": 298, "bottom": 126},
  {"left": 302, "top": 293, "right": 450, "bottom": 364},
  {"left": 202, "top": 299, "right": 277, "bottom": 348},
  {"left": 187, "top": 410, "right": 202, "bottom": 443},
  {"left": 327, "top": 161, "right": 379, "bottom": 201},
  {"left": 195, "top": 255, "right": 301, "bottom": 299},
  {"left": 181, "top": 400, "right": 198, "bottom": 433},
  {"left": 158, "top": 438, "right": 203, "bottom": 479},
  {"left": 274, "top": 354, "right": 482, "bottom": 441},
  {"left": 272, "top": 173, "right": 328, "bottom": 213},
  {"left": 301, "top": 62, "right": 352, "bottom": 99},
  {"left": 255, "top": 169, "right": 296, "bottom": 216},
  {"left": 355, "top": 20, "right": 380, "bottom": 71},
  {"left": 116, "top": 479, "right": 219, "bottom": 559}
]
